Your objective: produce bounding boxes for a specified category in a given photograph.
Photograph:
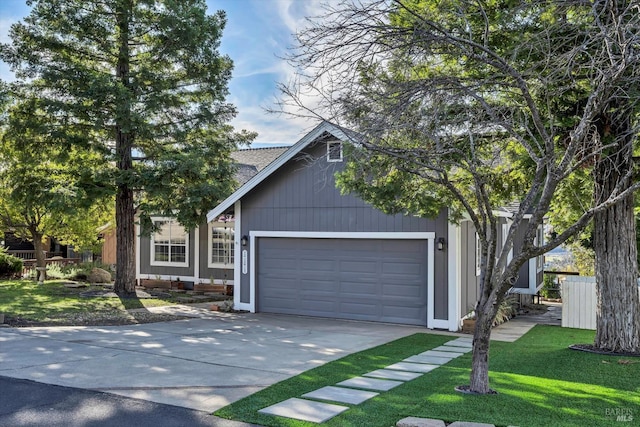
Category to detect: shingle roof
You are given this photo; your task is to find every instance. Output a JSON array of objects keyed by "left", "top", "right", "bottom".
[{"left": 232, "top": 146, "right": 289, "bottom": 185}]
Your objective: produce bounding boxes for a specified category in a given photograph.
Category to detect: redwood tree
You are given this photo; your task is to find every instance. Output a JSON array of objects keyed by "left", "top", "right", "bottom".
[{"left": 1, "top": 0, "right": 255, "bottom": 294}]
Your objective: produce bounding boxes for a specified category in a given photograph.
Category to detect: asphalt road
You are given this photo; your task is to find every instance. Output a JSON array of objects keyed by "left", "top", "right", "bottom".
[{"left": 0, "top": 376, "right": 261, "bottom": 427}]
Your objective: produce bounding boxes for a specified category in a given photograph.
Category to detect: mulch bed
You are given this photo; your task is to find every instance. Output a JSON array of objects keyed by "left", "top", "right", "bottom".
[
  {"left": 2, "top": 312, "right": 189, "bottom": 327},
  {"left": 454, "top": 385, "right": 498, "bottom": 394},
  {"left": 569, "top": 343, "right": 640, "bottom": 358}
]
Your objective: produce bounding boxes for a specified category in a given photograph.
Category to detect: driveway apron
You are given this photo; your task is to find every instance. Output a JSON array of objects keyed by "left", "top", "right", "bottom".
[{"left": 0, "top": 311, "right": 426, "bottom": 412}]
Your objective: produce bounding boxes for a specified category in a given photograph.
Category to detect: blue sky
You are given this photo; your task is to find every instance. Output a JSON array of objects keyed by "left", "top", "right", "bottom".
[{"left": 0, "top": 0, "right": 326, "bottom": 146}]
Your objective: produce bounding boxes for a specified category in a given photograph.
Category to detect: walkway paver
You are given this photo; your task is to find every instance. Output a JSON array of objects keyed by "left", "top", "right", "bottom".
[
  {"left": 419, "top": 350, "right": 464, "bottom": 358},
  {"left": 433, "top": 345, "right": 471, "bottom": 353},
  {"left": 302, "top": 386, "right": 379, "bottom": 405},
  {"left": 336, "top": 376, "right": 403, "bottom": 391},
  {"left": 404, "top": 355, "right": 455, "bottom": 365},
  {"left": 385, "top": 362, "right": 440, "bottom": 373},
  {"left": 363, "top": 369, "right": 423, "bottom": 381},
  {"left": 258, "top": 398, "right": 348, "bottom": 423}
]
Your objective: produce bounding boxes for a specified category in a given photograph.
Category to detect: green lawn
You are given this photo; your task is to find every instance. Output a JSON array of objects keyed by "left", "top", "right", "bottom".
[
  {"left": 0, "top": 279, "right": 178, "bottom": 323},
  {"left": 215, "top": 326, "right": 639, "bottom": 427}
]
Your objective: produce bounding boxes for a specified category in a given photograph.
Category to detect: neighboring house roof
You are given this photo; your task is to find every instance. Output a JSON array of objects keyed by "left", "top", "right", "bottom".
[
  {"left": 207, "top": 121, "right": 349, "bottom": 221},
  {"left": 232, "top": 146, "right": 289, "bottom": 185}
]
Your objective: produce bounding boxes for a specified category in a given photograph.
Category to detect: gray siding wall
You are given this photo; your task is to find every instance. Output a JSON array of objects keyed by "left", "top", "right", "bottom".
[
  {"left": 513, "top": 220, "right": 530, "bottom": 289},
  {"left": 460, "top": 221, "right": 480, "bottom": 315},
  {"left": 239, "top": 139, "right": 450, "bottom": 320}
]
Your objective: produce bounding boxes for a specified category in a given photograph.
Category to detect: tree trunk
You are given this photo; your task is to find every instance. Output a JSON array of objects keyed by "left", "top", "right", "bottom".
[
  {"left": 30, "top": 228, "right": 46, "bottom": 283},
  {"left": 593, "top": 171, "right": 640, "bottom": 352},
  {"left": 113, "top": 0, "right": 136, "bottom": 296},
  {"left": 592, "top": 112, "right": 640, "bottom": 353},
  {"left": 468, "top": 301, "right": 495, "bottom": 393}
]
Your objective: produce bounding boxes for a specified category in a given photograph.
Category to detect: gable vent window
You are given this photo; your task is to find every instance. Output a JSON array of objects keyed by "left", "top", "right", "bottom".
[{"left": 327, "top": 141, "right": 343, "bottom": 162}]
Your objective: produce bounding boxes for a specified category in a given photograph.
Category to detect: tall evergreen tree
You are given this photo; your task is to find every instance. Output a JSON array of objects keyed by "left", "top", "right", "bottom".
[{"left": 1, "top": 0, "right": 255, "bottom": 294}]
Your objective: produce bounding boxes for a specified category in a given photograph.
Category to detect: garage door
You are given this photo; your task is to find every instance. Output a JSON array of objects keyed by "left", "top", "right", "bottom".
[{"left": 257, "top": 238, "right": 428, "bottom": 326}]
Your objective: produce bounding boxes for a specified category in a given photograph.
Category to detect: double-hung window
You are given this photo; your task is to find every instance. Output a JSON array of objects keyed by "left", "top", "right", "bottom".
[
  {"left": 209, "top": 222, "right": 235, "bottom": 268},
  {"left": 150, "top": 218, "right": 188, "bottom": 266}
]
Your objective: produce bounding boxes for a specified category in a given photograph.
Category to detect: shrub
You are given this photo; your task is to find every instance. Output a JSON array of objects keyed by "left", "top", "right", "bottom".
[
  {"left": 540, "top": 274, "right": 561, "bottom": 299},
  {"left": 493, "top": 294, "right": 518, "bottom": 326},
  {"left": 0, "top": 247, "right": 23, "bottom": 278}
]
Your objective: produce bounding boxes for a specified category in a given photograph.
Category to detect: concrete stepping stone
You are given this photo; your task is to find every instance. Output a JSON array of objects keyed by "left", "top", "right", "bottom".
[
  {"left": 433, "top": 345, "right": 471, "bottom": 354},
  {"left": 448, "top": 422, "right": 495, "bottom": 427},
  {"left": 397, "top": 417, "right": 446, "bottom": 427},
  {"left": 302, "top": 386, "right": 378, "bottom": 405},
  {"left": 446, "top": 339, "right": 473, "bottom": 348},
  {"left": 337, "top": 376, "right": 403, "bottom": 391},
  {"left": 364, "top": 369, "right": 423, "bottom": 381},
  {"left": 418, "top": 350, "right": 464, "bottom": 358},
  {"left": 385, "top": 362, "right": 439, "bottom": 373},
  {"left": 404, "top": 355, "right": 454, "bottom": 365},
  {"left": 259, "top": 397, "right": 348, "bottom": 423}
]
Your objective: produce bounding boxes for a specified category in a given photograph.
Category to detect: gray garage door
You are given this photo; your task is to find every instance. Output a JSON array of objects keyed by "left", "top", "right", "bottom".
[{"left": 257, "top": 238, "right": 428, "bottom": 326}]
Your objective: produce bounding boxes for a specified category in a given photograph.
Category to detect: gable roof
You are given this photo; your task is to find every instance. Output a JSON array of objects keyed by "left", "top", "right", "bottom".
[
  {"left": 232, "top": 146, "right": 289, "bottom": 186},
  {"left": 207, "top": 121, "right": 349, "bottom": 222}
]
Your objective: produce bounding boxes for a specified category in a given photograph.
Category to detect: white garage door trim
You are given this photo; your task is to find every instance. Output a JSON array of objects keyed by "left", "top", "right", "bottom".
[{"left": 249, "top": 231, "right": 447, "bottom": 329}]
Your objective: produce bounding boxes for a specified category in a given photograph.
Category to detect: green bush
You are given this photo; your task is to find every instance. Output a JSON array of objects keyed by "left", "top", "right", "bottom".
[
  {"left": 0, "top": 248, "right": 23, "bottom": 278},
  {"left": 540, "top": 274, "right": 561, "bottom": 299},
  {"left": 493, "top": 294, "right": 518, "bottom": 326},
  {"left": 46, "top": 262, "right": 114, "bottom": 282}
]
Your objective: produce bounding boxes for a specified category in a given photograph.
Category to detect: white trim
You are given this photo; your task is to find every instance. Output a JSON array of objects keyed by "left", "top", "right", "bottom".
[
  {"left": 135, "top": 223, "right": 140, "bottom": 281},
  {"left": 233, "top": 201, "right": 244, "bottom": 310},
  {"left": 327, "top": 141, "right": 343, "bottom": 162},
  {"left": 536, "top": 225, "right": 544, "bottom": 272},
  {"left": 206, "top": 121, "right": 350, "bottom": 222},
  {"left": 249, "top": 233, "right": 257, "bottom": 312},
  {"left": 248, "top": 231, "right": 436, "bottom": 327},
  {"left": 527, "top": 257, "right": 537, "bottom": 294},
  {"left": 149, "top": 217, "right": 190, "bottom": 268},
  {"left": 426, "top": 236, "right": 436, "bottom": 329},
  {"left": 138, "top": 273, "right": 233, "bottom": 285},
  {"left": 250, "top": 231, "right": 435, "bottom": 239},
  {"left": 448, "top": 220, "right": 462, "bottom": 332},
  {"left": 194, "top": 225, "right": 200, "bottom": 282},
  {"left": 207, "top": 221, "right": 235, "bottom": 269},
  {"left": 475, "top": 232, "right": 481, "bottom": 276},
  {"left": 431, "top": 319, "right": 450, "bottom": 329}
]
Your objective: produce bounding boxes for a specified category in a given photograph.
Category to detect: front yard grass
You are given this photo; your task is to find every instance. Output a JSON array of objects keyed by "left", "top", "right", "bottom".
[
  {"left": 215, "top": 326, "right": 639, "bottom": 427},
  {"left": 0, "top": 279, "right": 182, "bottom": 326}
]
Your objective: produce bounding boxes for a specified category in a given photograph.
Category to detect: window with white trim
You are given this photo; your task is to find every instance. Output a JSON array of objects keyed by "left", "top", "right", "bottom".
[
  {"left": 209, "top": 222, "right": 234, "bottom": 268},
  {"left": 327, "top": 141, "right": 343, "bottom": 162},
  {"left": 475, "top": 232, "right": 481, "bottom": 276},
  {"left": 151, "top": 218, "right": 188, "bottom": 266}
]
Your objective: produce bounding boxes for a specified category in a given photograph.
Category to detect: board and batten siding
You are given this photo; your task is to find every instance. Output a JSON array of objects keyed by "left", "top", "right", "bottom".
[
  {"left": 460, "top": 221, "right": 480, "bottom": 316},
  {"left": 238, "top": 139, "right": 450, "bottom": 320}
]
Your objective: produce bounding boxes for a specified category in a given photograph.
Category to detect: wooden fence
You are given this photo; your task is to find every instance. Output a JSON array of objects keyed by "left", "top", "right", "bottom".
[
  {"left": 21, "top": 257, "right": 82, "bottom": 278},
  {"left": 562, "top": 276, "right": 640, "bottom": 330}
]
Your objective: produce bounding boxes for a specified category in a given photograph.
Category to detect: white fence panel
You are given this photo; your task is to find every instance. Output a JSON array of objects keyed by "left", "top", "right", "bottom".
[
  {"left": 562, "top": 276, "right": 640, "bottom": 330},
  {"left": 562, "top": 276, "right": 597, "bottom": 330}
]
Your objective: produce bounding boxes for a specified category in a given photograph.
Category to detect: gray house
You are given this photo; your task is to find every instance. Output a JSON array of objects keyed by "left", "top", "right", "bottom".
[{"left": 136, "top": 121, "right": 543, "bottom": 331}]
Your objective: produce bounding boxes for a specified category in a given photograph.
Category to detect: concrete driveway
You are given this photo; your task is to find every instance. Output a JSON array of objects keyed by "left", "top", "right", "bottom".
[{"left": 0, "top": 307, "right": 425, "bottom": 413}]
